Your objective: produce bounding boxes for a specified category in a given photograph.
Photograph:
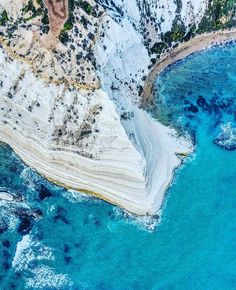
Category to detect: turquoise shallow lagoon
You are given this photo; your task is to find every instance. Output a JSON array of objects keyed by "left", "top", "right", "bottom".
[{"left": 0, "top": 43, "right": 236, "bottom": 289}]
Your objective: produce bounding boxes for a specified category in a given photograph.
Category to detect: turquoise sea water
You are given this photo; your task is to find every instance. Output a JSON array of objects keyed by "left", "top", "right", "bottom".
[{"left": 0, "top": 43, "right": 236, "bottom": 290}]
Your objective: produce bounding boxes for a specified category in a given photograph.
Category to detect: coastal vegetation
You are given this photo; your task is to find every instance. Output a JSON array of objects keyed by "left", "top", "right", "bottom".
[
  {"left": 64, "top": 0, "right": 75, "bottom": 30},
  {"left": 59, "top": 30, "right": 69, "bottom": 44},
  {"left": 0, "top": 10, "right": 9, "bottom": 26},
  {"left": 59, "top": 0, "right": 75, "bottom": 44},
  {"left": 150, "top": 0, "right": 236, "bottom": 59},
  {"left": 198, "top": 0, "right": 236, "bottom": 32},
  {"left": 19, "top": 0, "right": 50, "bottom": 32},
  {"left": 150, "top": 42, "right": 168, "bottom": 55},
  {"left": 76, "top": 0, "right": 94, "bottom": 15},
  {"left": 59, "top": 0, "right": 98, "bottom": 44}
]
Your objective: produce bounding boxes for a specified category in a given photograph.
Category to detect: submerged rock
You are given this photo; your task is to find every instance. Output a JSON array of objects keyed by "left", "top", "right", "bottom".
[
  {"left": 197, "top": 95, "right": 211, "bottom": 112},
  {"left": 0, "top": 222, "right": 8, "bottom": 234},
  {"left": 186, "top": 103, "right": 199, "bottom": 113},
  {"left": 214, "top": 122, "right": 236, "bottom": 151},
  {"left": 38, "top": 185, "right": 53, "bottom": 200},
  {"left": 17, "top": 216, "right": 32, "bottom": 235},
  {"left": 53, "top": 206, "right": 70, "bottom": 224},
  {"left": 16, "top": 207, "right": 44, "bottom": 235},
  {"left": 2, "top": 240, "right": 10, "bottom": 248}
]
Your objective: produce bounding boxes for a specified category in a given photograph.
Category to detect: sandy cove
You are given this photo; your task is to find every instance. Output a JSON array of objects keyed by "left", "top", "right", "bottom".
[{"left": 142, "top": 28, "right": 236, "bottom": 107}]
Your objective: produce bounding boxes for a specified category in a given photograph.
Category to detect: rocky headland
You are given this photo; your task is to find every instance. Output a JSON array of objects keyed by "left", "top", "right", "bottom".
[{"left": 0, "top": 0, "right": 235, "bottom": 215}]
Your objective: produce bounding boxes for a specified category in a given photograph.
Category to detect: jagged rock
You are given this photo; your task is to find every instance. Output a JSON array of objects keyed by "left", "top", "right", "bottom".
[
  {"left": 38, "top": 185, "right": 53, "bottom": 200},
  {"left": 214, "top": 123, "right": 236, "bottom": 151}
]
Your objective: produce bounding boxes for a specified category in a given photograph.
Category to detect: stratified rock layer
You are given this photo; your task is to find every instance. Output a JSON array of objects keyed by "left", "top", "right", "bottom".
[{"left": 4, "top": 0, "right": 234, "bottom": 214}]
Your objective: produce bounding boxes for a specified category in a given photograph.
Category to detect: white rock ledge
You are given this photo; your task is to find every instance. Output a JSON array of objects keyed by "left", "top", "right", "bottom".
[
  {"left": 0, "top": 43, "right": 192, "bottom": 215},
  {"left": 0, "top": 119, "right": 191, "bottom": 215}
]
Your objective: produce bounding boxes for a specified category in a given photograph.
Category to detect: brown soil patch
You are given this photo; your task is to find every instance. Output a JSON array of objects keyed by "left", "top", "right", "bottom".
[{"left": 44, "top": 0, "right": 68, "bottom": 47}]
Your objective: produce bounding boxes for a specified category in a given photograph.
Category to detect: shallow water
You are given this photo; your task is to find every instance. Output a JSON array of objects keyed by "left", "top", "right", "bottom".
[{"left": 0, "top": 43, "right": 236, "bottom": 290}]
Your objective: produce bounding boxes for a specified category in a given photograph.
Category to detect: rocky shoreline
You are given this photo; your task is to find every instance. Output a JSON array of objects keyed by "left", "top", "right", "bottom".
[
  {"left": 0, "top": 1, "right": 235, "bottom": 215},
  {"left": 0, "top": 43, "right": 192, "bottom": 215}
]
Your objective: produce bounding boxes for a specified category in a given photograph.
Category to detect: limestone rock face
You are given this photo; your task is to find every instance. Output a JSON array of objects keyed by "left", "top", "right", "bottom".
[
  {"left": 1, "top": 0, "right": 221, "bottom": 214},
  {"left": 0, "top": 47, "right": 149, "bottom": 214}
]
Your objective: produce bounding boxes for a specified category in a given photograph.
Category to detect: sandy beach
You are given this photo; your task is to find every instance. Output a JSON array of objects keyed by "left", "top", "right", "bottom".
[{"left": 142, "top": 28, "right": 236, "bottom": 107}]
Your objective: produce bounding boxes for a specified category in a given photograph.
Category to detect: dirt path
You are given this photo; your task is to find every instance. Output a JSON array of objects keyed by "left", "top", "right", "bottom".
[{"left": 44, "top": 0, "right": 68, "bottom": 47}]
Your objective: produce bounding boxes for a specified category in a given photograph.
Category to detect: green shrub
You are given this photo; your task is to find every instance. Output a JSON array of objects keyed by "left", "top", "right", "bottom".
[
  {"left": 197, "top": 0, "right": 236, "bottom": 32},
  {"left": 59, "top": 30, "right": 69, "bottom": 44},
  {"left": 64, "top": 22, "right": 73, "bottom": 30},
  {"left": 63, "top": 0, "right": 75, "bottom": 31},
  {"left": 151, "top": 42, "right": 168, "bottom": 54},
  {"left": 0, "top": 10, "right": 9, "bottom": 26},
  {"left": 75, "top": 0, "right": 94, "bottom": 15},
  {"left": 41, "top": 9, "right": 49, "bottom": 25}
]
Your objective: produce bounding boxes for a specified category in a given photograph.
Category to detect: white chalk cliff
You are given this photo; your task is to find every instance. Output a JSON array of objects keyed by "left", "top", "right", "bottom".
[{"left": 0, "top": 0, "right": 213, "bottom": 214}]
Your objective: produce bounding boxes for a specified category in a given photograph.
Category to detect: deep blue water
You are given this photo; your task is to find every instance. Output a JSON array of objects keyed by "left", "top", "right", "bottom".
[{"left": 0, "top": 43, "right": 236, "bottom": 290}]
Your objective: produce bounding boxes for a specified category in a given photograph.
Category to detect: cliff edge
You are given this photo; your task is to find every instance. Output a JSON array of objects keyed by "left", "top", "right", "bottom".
[{"left": 0, "top": 0, "right": 234, "bottom": 214}]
